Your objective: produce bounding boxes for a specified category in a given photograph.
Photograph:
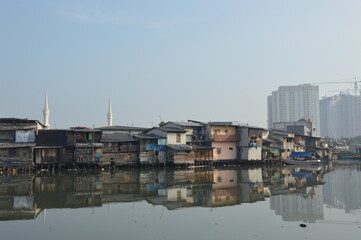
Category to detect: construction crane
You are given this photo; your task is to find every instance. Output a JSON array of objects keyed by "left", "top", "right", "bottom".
[{"left": 308, "top": 77, "right": 361, "bottom": 96}]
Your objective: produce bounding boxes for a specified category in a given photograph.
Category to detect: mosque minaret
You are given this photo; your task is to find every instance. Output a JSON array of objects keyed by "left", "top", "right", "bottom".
[
  {"left": 107, "top": 98, "right": 113, "bottom": 127},
  {"left": 43, "top": 92, "right": 50, "bottom": 129}
]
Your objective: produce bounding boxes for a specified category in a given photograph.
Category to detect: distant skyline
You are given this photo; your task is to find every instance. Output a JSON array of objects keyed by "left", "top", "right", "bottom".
[{"left": 2, "top": 0, "right": 361, "bottom": 128}]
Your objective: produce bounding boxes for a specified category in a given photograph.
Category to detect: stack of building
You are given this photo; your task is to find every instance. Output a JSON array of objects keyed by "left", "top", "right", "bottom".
[{"left": 0, "top": 117, "right": 330, "bottom": 170}]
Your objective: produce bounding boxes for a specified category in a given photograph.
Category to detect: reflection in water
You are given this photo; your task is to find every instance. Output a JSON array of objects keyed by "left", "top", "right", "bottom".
[
  {"left": 269, "top": 166, "right": 325, "bottom": 223},
  {"left": 323, "top": 166, "right": 361, "bottom": 213},
  {"left": 0, "top": 163, "right": 359, "bottom": 224}
]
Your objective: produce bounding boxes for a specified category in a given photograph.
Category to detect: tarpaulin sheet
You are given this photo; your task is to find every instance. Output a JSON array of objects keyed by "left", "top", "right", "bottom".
[
  {"left": 145, "top": 144, "right": 165, "bottom": 151},
  {"left": 15, "top": 130, "right": 35, "bottom": 143},
  {"left": 13, "top": 196, "right": 34, "bottom": 209},
  {"left": 289, "top": 152, "right": 313, "bottom": 158}
]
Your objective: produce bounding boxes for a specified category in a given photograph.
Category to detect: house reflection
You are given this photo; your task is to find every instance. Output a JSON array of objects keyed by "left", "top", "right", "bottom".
[
  {"left": 211, "top": 170, "right": 239, "bottom": 207},
  {"left": 0, "top": 164, "right": 343, "bottom": 222},
  {"left": 0, "top": 175, "right": 41, "bottom": 221}
]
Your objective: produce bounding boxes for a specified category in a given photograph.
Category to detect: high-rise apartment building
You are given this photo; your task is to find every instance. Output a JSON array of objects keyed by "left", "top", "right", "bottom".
[
  {"left": 267, "top": 84, "right": 320, "bottom": 136},
  {"left": 320, "top": 94, "right": 361, "bottom": 138}
]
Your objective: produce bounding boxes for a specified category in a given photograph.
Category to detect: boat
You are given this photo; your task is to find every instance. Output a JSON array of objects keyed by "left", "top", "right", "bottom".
[
  {"left": 282, "top": 152, "right": 322, "bottom": 165},
  {"left": 334, "top": 150, "right": 361, "bottom": 161}
]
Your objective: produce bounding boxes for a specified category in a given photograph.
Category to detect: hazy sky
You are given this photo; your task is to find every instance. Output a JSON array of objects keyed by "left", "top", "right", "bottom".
[{"left": 2, "top": 0, "right": 361, "bottom": 128}]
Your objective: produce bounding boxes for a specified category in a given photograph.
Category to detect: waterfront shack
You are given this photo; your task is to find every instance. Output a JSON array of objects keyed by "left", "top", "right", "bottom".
[
  {"left": 162, "top": 121, "right": 213, "bottom": 164},
  {"left": 162, "top": 121, "right": 206, "bottom": 145},
  {"left": 35, "top": 129, "right": 75, "bottom": 168},
  {"left": 137, "top": 133, "right": 166, "bottom": 166},
  {"left": 101, "top": 133, "right": 140, "bottom": 166},
  {"left": 141, "top": 127, "right": 196, "bottom": 165},
  {"left": 266, "top": 129, "right": 295, "bottom": 160},
  {"left": 71, "top": 127, "right": 103, "bottom": 167},
  {"left": 35, "top": 128, "right": 103, "bottom": 168},
  {"left": 0, "top": 118, "right": 45, "bottom": 169},
  {"left": 238, "top": 126, "right": 269, "bottom": 161},
  {"left": 205, "top": 122, "right": 240, "bottom": 164}
]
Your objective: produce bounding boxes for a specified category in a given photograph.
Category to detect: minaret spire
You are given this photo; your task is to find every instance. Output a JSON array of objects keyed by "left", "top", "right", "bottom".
[
  {"left": 43, "top": 91, "right": 50, "bottom": 129},
  {"left": 107, "top": 98, "right": 113, "bottom": 127}
]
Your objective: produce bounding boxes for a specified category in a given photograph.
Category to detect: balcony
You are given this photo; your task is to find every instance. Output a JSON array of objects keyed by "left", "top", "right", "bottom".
[{"left": 212, "top": 134, "right": 240, "bottom": 142}]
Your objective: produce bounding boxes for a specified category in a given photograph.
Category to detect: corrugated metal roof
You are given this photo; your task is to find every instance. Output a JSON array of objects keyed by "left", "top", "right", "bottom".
[
  {"left": 96, "top": 126, "right": 149, "bottom": 131},
  {"left": 209, "top": 121, "right": 239, "bottom": 126},
  {"left": 101, "top": 133, "right": 139, "bottom": 142},
  {"left": 159, "top": 127, "right": 187, "bottom": 133},
  {"left": 135, "top": 133, "right": 165, "bottom": 139},
  {"left": 172, "top": 121, "right": 204, "bottom": 127}
]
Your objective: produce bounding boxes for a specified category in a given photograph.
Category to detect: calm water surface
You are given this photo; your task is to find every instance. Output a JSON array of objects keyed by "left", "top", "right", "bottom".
[{"left": 1, "top": 164, "right": 361, "bottom": 240}]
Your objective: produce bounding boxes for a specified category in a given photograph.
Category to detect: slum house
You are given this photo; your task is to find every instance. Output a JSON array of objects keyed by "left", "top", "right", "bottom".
[
  {"left": 101, "top": 133, "right": 140, "bottom": 167},
  {"left": 71, "top": 127, "right": 103, "bottom": 167},
  {"left": 35, "top": 128, "right": 103, "bottom": 168},
  {"left": 293, "top": 134, "right": 312, "bottom": 154},
  {"left": 0, "top": 118, "right": 45, "bottom": 169},
  {"left": 143, "top": 127, "right": 195, "bottom": 165},
  {"left": 35, "top": 129, "right": 76, "bottom": 168},
  {"left": 205, "top": 122, "right": 240, "bottom": 164},
  {"left": 303, "top": 135, "right": 330, "bottom": 158},
  {"left": 136, "top": 133, "right": 166, "bottom": 166},
  {"left": 238, "top": 126, "right": 269, "bottom": 161},
  {"left": 162, "top": 121, "right": 213, "bottom": 164},
  {"left": 162, "top": 121, "right": 206, "bottom": 145},
  {"left": 265, "top": 129, "right": 295, "bottom": 160},
  {"left": 262, "top": 137, "right": 282, "bottom": 162}
]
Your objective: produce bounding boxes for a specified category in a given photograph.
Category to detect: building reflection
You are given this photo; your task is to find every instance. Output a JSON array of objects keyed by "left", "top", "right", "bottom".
[
  {"left": 1, "top": 164, "right": 357, "bottom": 222},
  {"left": 268, "top": 166, "right": 325, "bottom": 223},
  {"left": 323, "top": 166, "right": 361, "bottom": 213}
]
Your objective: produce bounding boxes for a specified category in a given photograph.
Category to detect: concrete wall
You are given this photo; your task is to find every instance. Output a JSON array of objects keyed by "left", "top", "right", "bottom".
[
  {"left": 240, "top": 147, "right": 262, "bottom": 161},
  {"left": 167, "top": 132, "right": 186, "bottom": 145},
  {"left": 212, "top": 142, "right": 237, "bottom": 160}
]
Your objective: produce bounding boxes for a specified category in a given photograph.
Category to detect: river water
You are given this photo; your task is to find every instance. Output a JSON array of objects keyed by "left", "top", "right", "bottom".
[{"left": 0, "top": 164, "right": 361, "bottom": 240}]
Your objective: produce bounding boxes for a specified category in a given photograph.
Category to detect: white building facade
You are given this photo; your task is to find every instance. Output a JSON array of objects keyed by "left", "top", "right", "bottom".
[
  {"left": 320, "top": 94, "right": 361, "bottom": 138},
  {"left": 267, "top": 84, "right": 320, "bottom": 136}
]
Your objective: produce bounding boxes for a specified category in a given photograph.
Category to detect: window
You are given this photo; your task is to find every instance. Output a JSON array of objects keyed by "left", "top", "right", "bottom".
[
  {"left": 217, "top": 148, "right": 222, "bottom": 154},
  {"left": 215, "top": 129, "right": 220, "bottom": 135},
  {"left": 86, "top": 133, "right": 93, "bottom": 140},
  {"left": 225, "top": 129, "right": 229, "bottom": 135},
  {"left": 217, "top": 177, "right": 222, "bottom": 183},
  {"left": 229, "top": 147, "right": 233, "bottom": 151},
  {"left": 176, "top": 133, "right": 181, "bottom": 143}
]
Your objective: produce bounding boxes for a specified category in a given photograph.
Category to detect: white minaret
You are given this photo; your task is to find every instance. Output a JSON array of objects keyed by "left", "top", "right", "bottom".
[
  {"left": 107, "top": 98, "right": 113, "bottom": 127},
  {"left": 43, "top": 92, "right": 50, "bottom": 129}
]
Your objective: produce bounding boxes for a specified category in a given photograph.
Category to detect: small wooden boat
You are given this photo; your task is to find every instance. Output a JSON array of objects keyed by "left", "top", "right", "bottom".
[
  {"left": 282, "top": 158, "right": 321, "bottom": 165},
  {"left": 282, "top": 152, "right": 322, "bottom": 165}
]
